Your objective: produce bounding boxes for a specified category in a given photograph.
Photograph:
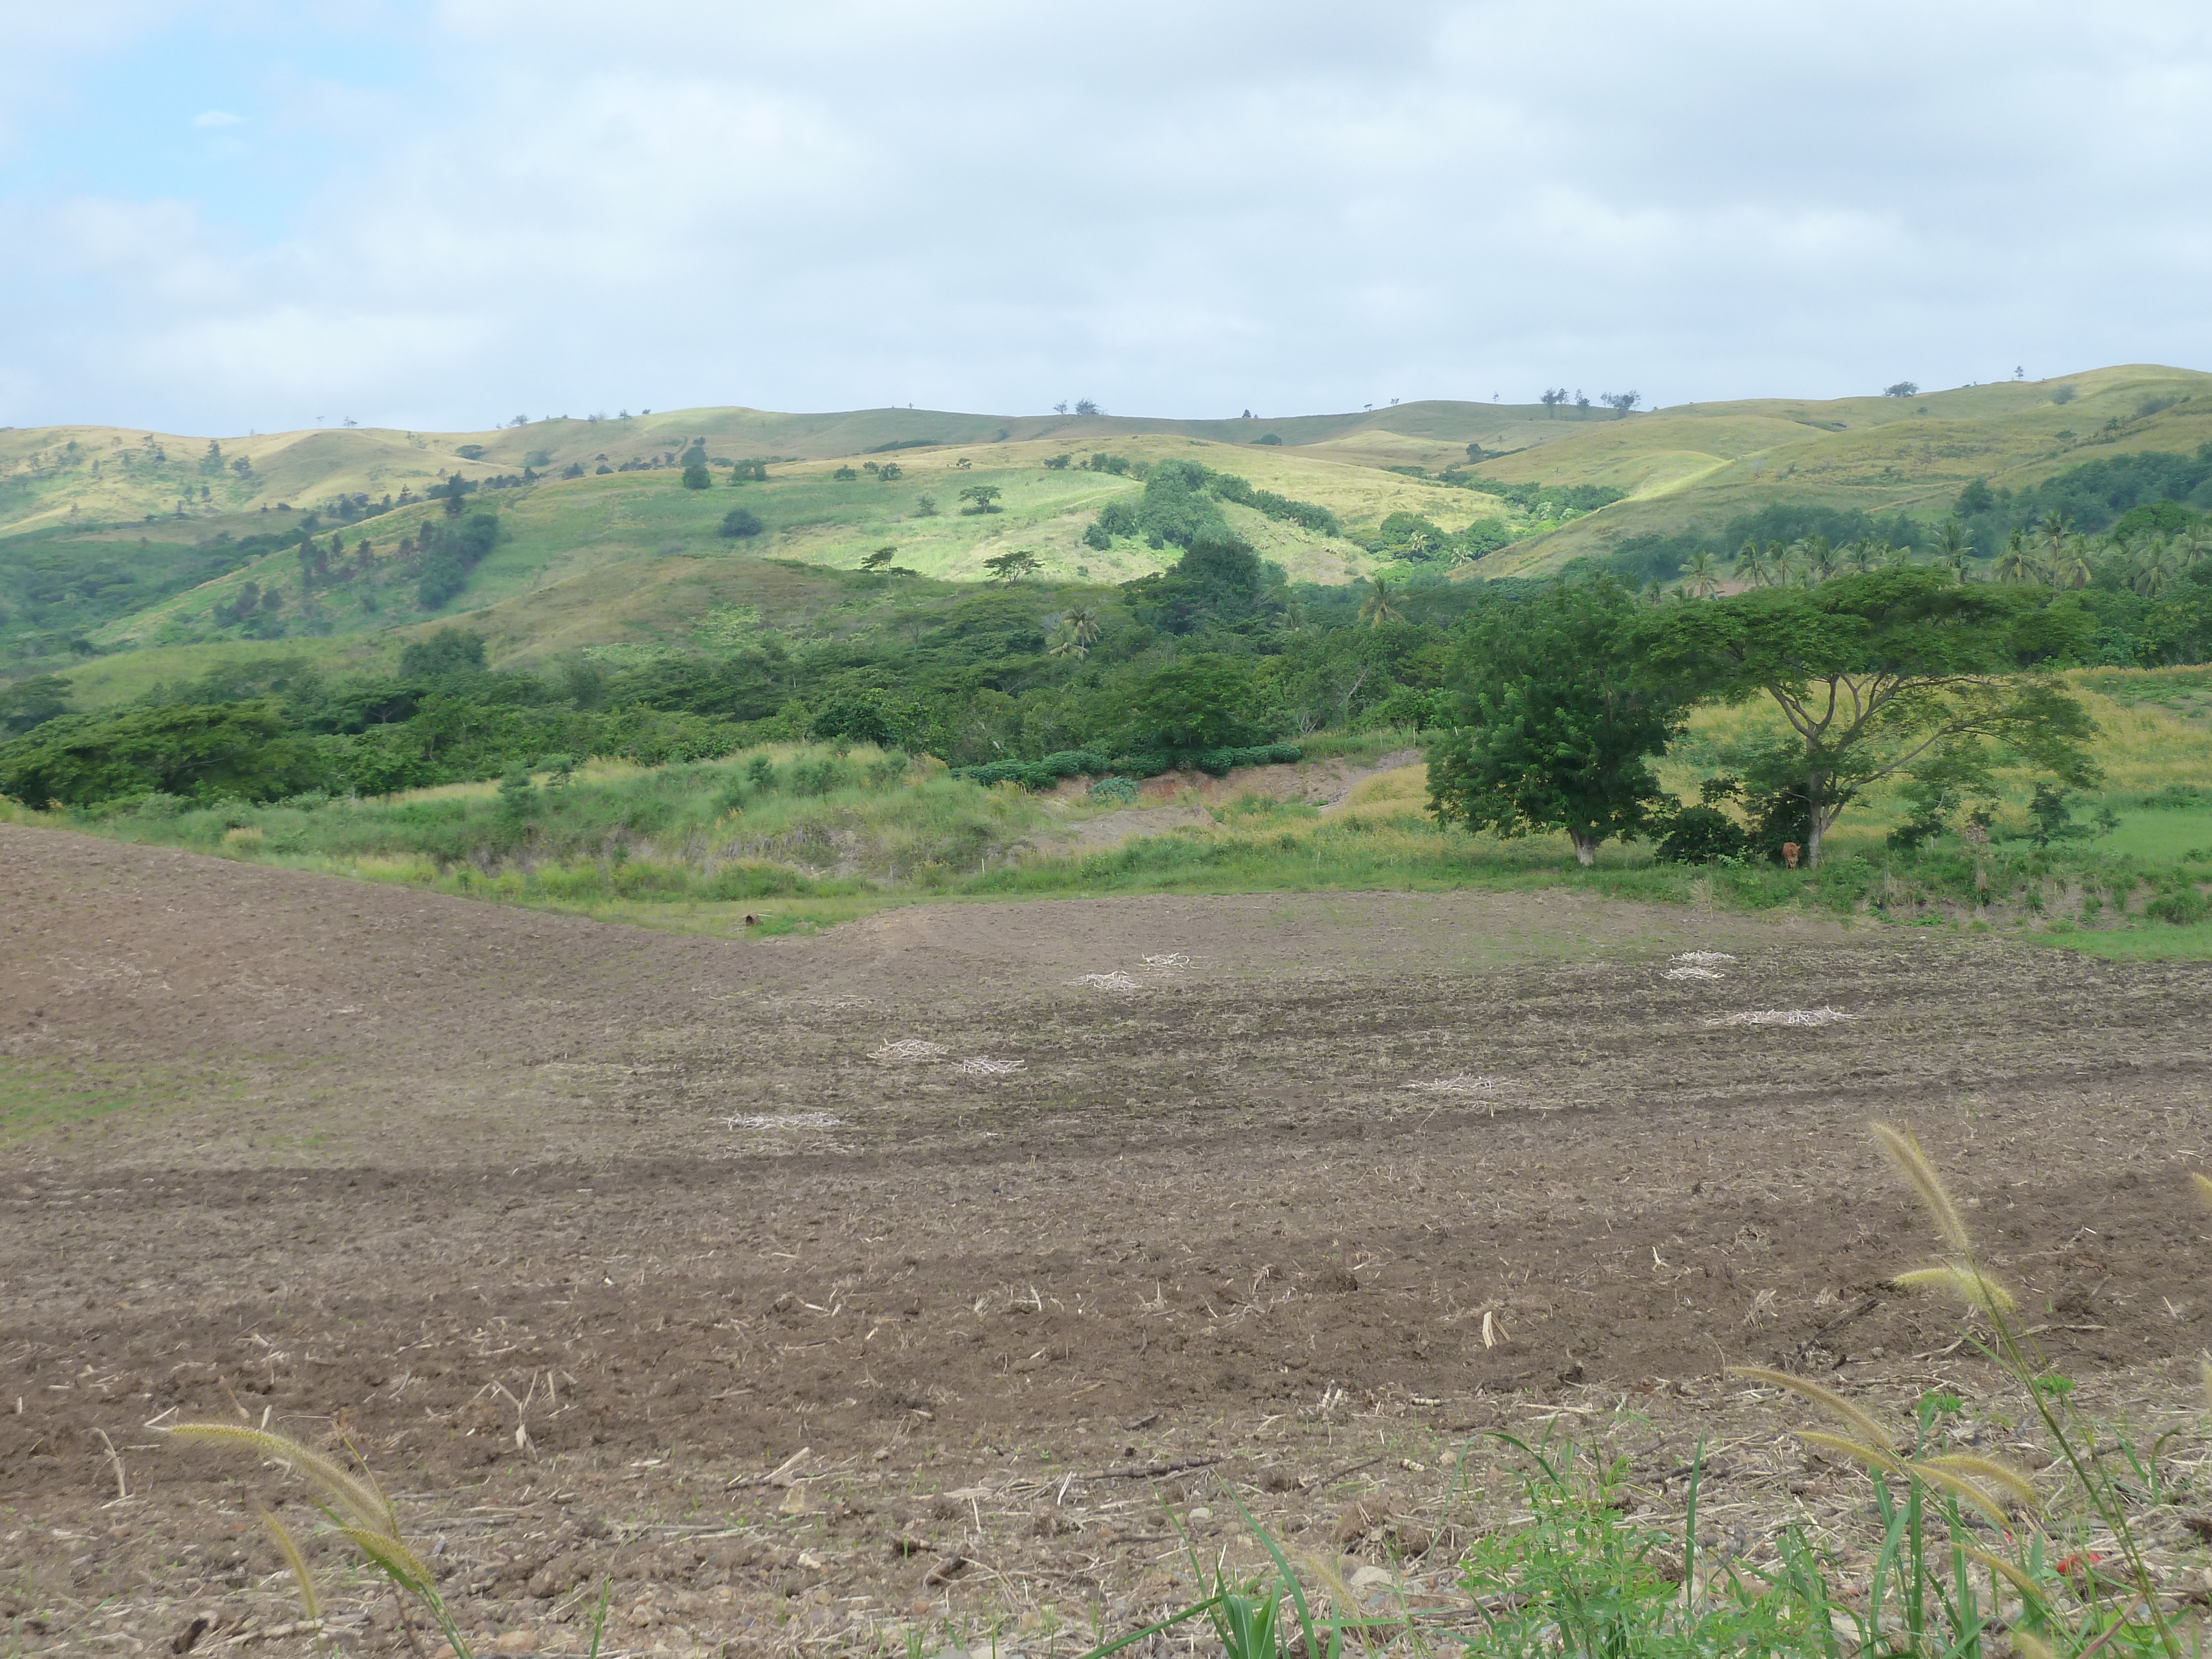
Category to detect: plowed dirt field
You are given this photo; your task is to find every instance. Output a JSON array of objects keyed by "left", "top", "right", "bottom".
[{"left": 5, "top": 825, "right": 2211, "bottom": 1656}]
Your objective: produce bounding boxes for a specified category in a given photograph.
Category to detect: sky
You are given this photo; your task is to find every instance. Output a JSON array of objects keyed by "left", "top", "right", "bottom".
[{"left": 3, "top": 0, "right": 2211, "bottom": 435}]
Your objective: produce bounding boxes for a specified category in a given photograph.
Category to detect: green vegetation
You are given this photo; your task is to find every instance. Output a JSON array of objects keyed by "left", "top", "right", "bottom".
[
  {"left": 1426, "top": 579, "right": 1685, "bottom": 865},
  {"left": 2, "top": 498, "right": 2204, "bottom": 950},
  {"left": 1, "top": 372, "right": 2207, "bottom": 953},
  {"left": 1636, "top": 567, "right": 2101, "bottom": 865},
  {"left": 15, "top": 675, "right": 2204, "bottom": 959}
]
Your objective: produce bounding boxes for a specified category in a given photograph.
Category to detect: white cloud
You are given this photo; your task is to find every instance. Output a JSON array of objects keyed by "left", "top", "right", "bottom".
[
  {"left": 190, "top": 109, "right": 246, "bottom": 128},
  {"left": 4, "top": 0, "right": 2211, "bottom": 430}
]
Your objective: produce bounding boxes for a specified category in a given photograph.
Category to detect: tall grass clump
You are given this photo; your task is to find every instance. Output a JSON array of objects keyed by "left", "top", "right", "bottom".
[
  {"left": 70, "top": 743, "right": 1056, "bottom": 896},
  {"left": 1726, "top": 1124, "right": 2200, "bottom": 1659}
]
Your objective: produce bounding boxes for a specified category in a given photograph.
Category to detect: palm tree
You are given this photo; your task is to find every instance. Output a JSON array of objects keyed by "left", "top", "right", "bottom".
[
  {"left": 1683, "top": 550, "right": 1722, "bottom": 598},
  {"left": 2132, "top": 536, "right": 2179, "bottom": 598},
  {"left": 2049, "top": 534, "right": 2093, "bottom": 591},
  {"left": 1047, "top": 604, "right": 1103, "bottom": 658},
  {"left": 1933, "top": 518, "right": 1971, "bottom": 583},
  {"left": 1358, "top": 576, "right": 1402, "bottom": 628},
  {"left": 1994, "top": 528, "right": 2034, "bottom": 584},
  {"left": 1844, "top": 538, "right": 1880, "bottom": 576},
  {"left": 1730, "top": 538, "right": 1771, "bottom": 587},
  {"left": 2038, "top": 509, "right": 2075, "bottom": 586},
  {"left": 1799, "top": 533, "right": 1838, "bottom": 585},
  {"left": 1402, "top": 529, "right": 1433, "bottom": 561},
  {"left": 2179, "top": 525, "right": 2212, "bottom": 572}
]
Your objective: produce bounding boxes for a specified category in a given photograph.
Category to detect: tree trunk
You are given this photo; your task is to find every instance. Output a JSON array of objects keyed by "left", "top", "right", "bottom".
[
  {"left": 1569, "top": 830, "right": 1598, "bottom": 868},
  {"left": 1804, "top": 763, "right": 1827, "bottom": 869}
]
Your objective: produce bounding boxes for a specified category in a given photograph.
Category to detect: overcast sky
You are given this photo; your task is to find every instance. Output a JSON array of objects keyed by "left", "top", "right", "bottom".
[{"left": 3, "top": 1, "right": 2209, "bottom": 434}]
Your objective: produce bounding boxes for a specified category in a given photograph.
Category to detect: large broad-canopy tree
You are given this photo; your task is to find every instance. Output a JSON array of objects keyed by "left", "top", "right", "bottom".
[
  {"left": 1426, "top": 578, "right": 1686, "bottom": 866},
  {"left": 0, "top": 700, "right": 329, "bottom": 806},
  {"left": 1634, "top": 566, "right": 2099, "bottom": 867}
]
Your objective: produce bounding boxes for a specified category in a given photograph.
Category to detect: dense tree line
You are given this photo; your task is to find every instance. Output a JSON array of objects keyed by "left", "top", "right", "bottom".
[
  {"left": 1578, "top": 445, "right": 2212, "bottom": 593},
  {"left": 4, "top": 499, "right": 2210, "bottom": 821}
]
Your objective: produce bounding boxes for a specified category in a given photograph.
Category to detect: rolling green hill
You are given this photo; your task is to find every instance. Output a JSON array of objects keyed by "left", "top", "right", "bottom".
[
  {"left": 6, "top": 363, "right": 2210, "bottom": 706},
  {"left": 1477, "top": 363, "right": 2212, "bottom": 572}
]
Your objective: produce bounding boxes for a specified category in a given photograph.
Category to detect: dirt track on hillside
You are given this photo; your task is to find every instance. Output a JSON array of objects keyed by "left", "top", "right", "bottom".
[{"left": 6, "top": 823, "right": 2212, "bottom": 1656}]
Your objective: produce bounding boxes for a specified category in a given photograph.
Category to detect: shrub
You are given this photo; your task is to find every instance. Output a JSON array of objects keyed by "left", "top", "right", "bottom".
[
  {"left": 2146, "top": 883, "right": 2210, "bottom": 925},
  {"left": 951, "top": 743, "right": 1300, "bottom": 790},
  {"left": 719, "top": 508, "right": 764, "bottom": 539},
  {"left": 0, "top": 700, "right": 331, "bottom": 807},
  {"left": 1655, "top": 804, "right": 1750, "bottom": 864}
]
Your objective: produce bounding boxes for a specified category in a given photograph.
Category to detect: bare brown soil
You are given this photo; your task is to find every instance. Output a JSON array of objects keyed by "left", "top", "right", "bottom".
[{"left": 5, "top": 823, "right": 2212, "bottom": 1657}]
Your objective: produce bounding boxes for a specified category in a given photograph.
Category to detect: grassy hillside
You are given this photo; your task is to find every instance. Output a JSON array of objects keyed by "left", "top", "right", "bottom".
[
  {"left": 1487, "top": 363, "right": 2212, "bottom": 572},
  {"left": 19, "top": 434, "right": 1525, "bottom": 694},
  {"left": 7, "top": 363, "right": 2211, "bottom": 695}
]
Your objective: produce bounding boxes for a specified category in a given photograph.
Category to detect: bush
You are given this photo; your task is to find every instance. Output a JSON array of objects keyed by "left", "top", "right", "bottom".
[
  {"left": 951, "top": 749, "right": 1113, "bottom": 789},
  {"left": 1193, "top": 743, "right": 1302, "bottom": 777},
  {"left": 2146, "top": 883, "right": 2210, "bottom": 925},
  {"left": 399, "top": 628, "right": 487, "bottom": 677},
  {"left": 1655, "top": 804, "right": 1750, "bottom": 864},
  {"left": 950, "top": 743, "right": 1300, "bottom": 790},
  {"left": 0, "top": 700, "right": 331, "bottom": 807},
  {"left": 719, "top": 508, "right": 765, "bottom": 539}
]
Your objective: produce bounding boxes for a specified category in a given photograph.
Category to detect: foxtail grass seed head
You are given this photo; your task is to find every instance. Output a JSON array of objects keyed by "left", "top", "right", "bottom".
[
  {"left": 1905, "top": 1460, "right": 2013, "bottom": 1530},
  {"left": 1729, "top": 1366, "right": 1898, "bottom": 1452},
  {"left": 1963, "top": 1544, "right": 2051, "bottom": 1608},
  {"left": 2194, "top": 1171, "right": 2212, "bottom": 1211},
  {"left": 168, "top": 1422, "right": 396, "bottom": 1535},
  {"left": 337, "top": 1526, "right": 440, "bottom": 1598},
  {"left": 259, "top": 1507, "right": 321, "bottom": 1626},
  {"left": 1798, "top": 1430, "right": 1908, "bottom": 1478},
  {"left": 1871, "top": 1121, "right": 1973, "bottom": 1254},
  {"left": 1892, "top": 1261, "right": 2018, "bottom": 1315},
  {"left": 1919, "top": 1452, "right": 2042, "bottom": 1511}
]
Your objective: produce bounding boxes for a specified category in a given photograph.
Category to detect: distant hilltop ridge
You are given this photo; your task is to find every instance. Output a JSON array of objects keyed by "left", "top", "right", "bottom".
[
  {"left": 4, "top": 363, "right": 2211, "bottom": 697},
  {"left": 5, "top": 364, "right": 2208, "bottom": 556}
]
